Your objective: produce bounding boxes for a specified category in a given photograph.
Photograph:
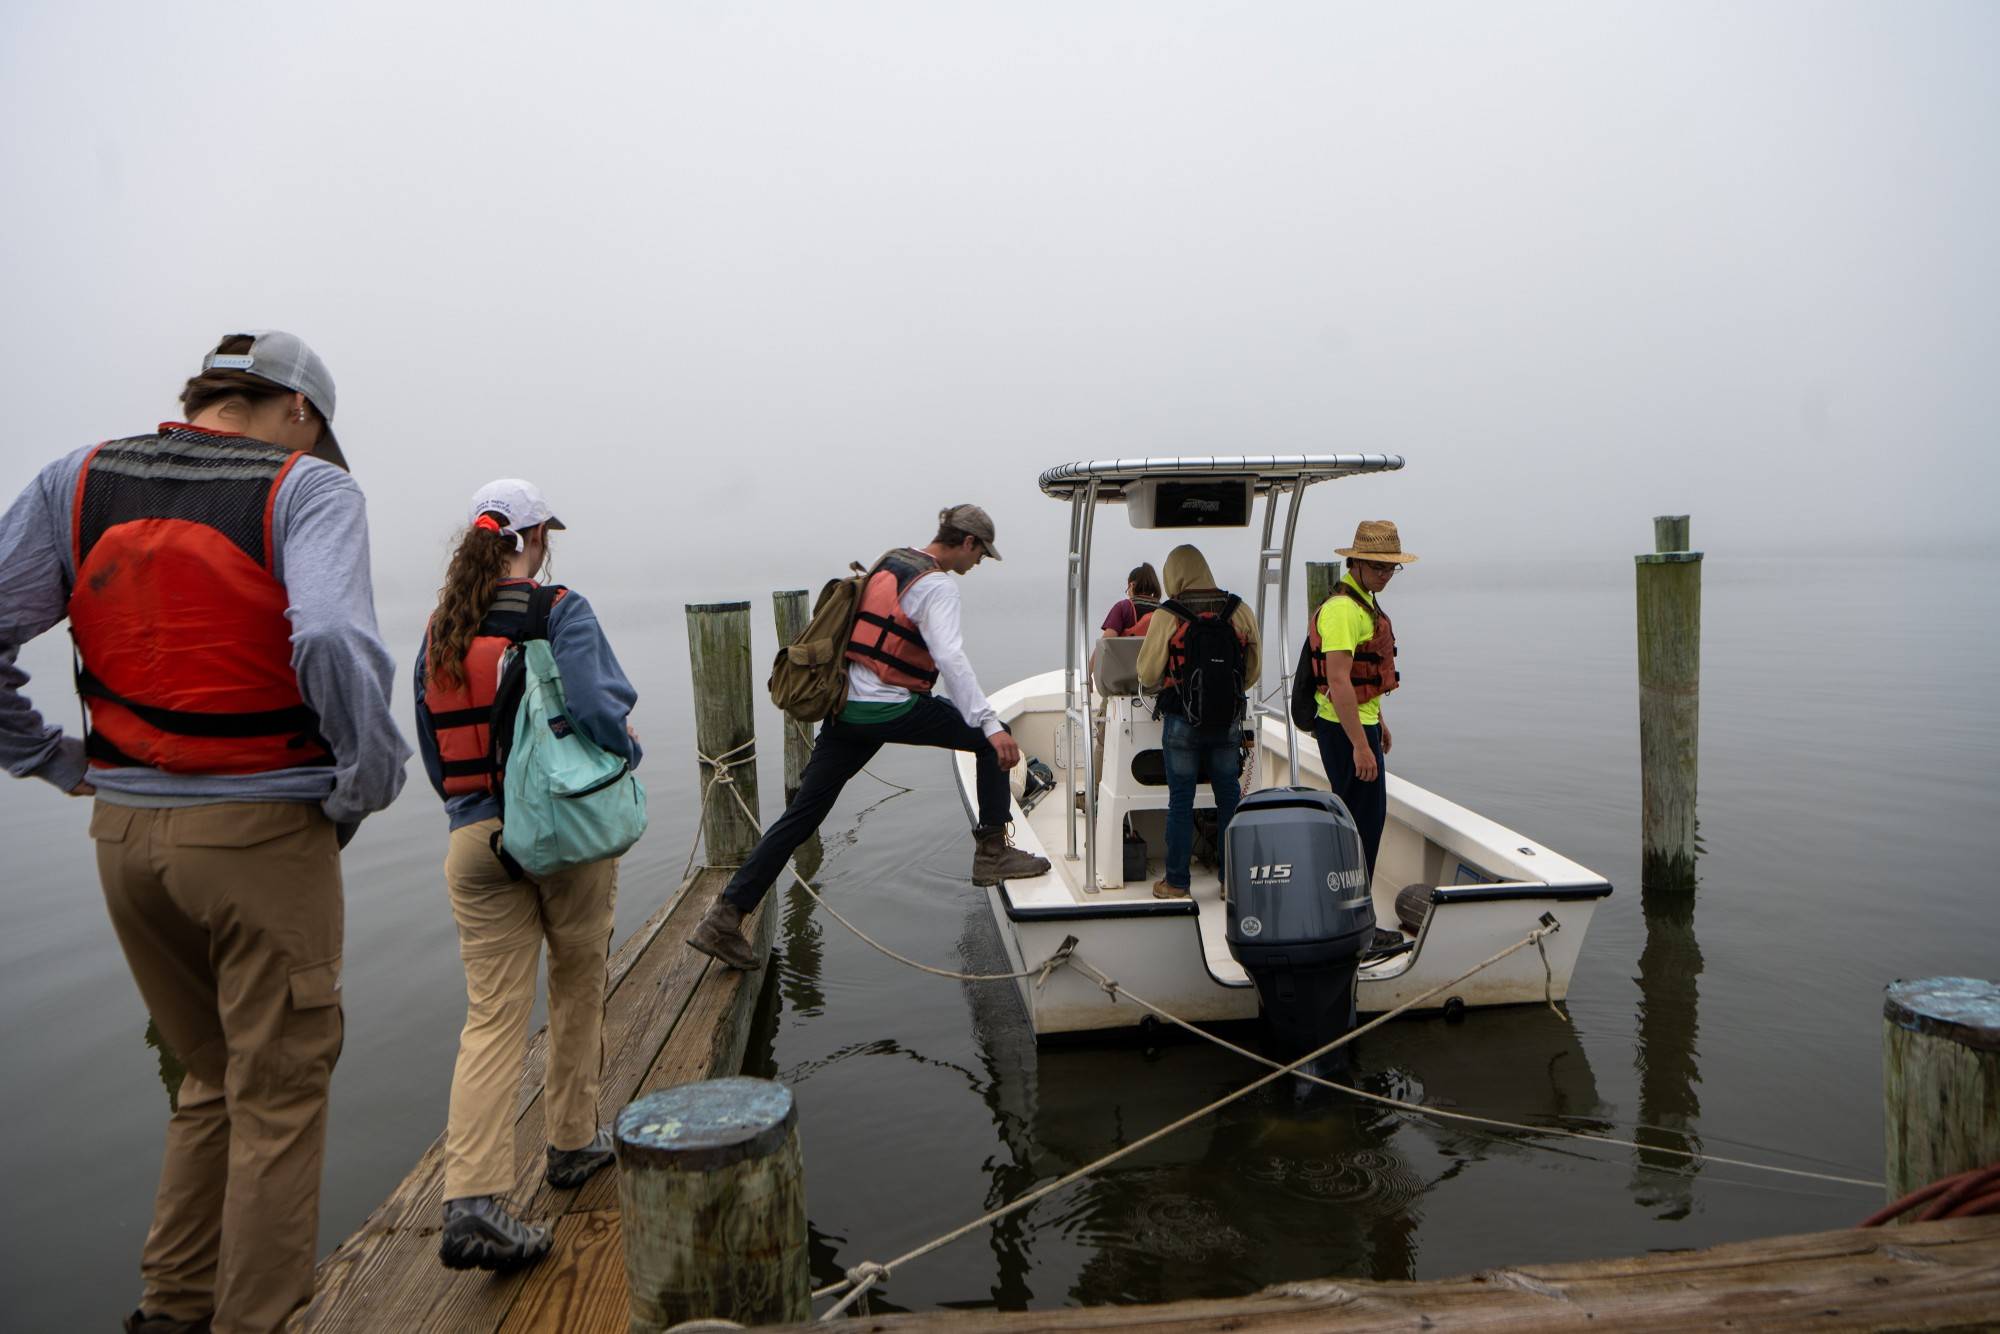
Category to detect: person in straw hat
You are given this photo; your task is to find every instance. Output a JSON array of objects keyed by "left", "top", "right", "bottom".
[{"left": 1306, "top": 520, "right": 1417, "bottom": 880}]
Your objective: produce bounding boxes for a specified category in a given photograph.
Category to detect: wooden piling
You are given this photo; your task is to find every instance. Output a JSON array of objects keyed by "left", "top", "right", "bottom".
[
  {"left": 686, "top": 602, "right": 760, "bottom": 865},
  {"left": 615, "top": 1077, "right": 810, "bottom": 1330},
  {"left": 1305, "top": 560, "right": 1339, "bottom": 621},
  {"left": 773, "top": 589, "right": 813, "bottom": 802},
  {"left": 1635, "top": 517, "right": 1701, "bottom": 891},
  {"left": 1883, "top": 977, "right": 2000, "bottom": 1205}
]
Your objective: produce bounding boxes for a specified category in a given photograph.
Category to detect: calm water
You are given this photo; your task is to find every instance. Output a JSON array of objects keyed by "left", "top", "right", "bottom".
[{"left": 3, "top": 554, "right": 1995, "bottom": 1327}]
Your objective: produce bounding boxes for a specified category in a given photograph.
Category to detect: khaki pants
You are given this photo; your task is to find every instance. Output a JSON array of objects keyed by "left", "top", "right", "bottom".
[
  {"left": 442, "top": 818, "right": 617, "bottom": 1201},
  {"left": 92, "top": 800, "right": 344, "bottom": 1334}
]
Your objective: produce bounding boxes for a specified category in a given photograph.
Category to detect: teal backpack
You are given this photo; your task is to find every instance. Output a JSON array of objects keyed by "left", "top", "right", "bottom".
[{"left": 489, "top": 587, "right": 648, "bottom": 880}]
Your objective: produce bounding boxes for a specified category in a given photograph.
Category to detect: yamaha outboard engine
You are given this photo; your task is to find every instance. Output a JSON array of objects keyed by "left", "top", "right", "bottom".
[{"left": 1225, "top": 787, "right": 1376, "bottom": 1063}]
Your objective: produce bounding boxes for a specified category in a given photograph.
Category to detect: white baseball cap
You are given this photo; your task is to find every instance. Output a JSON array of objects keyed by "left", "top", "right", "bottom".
[{"left": 468, "top": 478, "right": 566, "bottom": 549}]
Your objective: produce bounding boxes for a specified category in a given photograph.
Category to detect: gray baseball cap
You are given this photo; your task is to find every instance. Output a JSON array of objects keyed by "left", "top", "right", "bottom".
[
  {"left": 942, "top": 503, "right": 1001, "bottom": 560},
  {"left": 202, "top": 330, "right": 346, "bottom": 470}
]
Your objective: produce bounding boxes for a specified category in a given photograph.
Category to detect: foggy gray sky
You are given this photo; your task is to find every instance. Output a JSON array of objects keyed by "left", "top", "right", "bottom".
[{"left": 4, "top": 1, "right": 1995, "bottom": 609}]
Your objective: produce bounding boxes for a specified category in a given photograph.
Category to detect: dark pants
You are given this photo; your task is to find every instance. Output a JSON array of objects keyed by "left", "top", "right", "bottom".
[
  {"left": 1315, "top": 719, "right": 1386, "bottom": 880},
  {"left": 1162, "top": 714, "right": 1242, "bottom": 890},
  {"left": 1320, "top": 720, "right": 1384, "bottom": 888},
  {"left": 723, "top": 696, "right": 1010, "bottom": 913}
]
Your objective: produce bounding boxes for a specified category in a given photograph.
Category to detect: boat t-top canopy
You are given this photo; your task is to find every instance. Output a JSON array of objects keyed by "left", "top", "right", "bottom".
[
  {"left": 1039, "top": 454, "right": 1404, "bottom": 501},
  {"left": 1043, "top": 453, "right": 1407, "bottom": 879}
]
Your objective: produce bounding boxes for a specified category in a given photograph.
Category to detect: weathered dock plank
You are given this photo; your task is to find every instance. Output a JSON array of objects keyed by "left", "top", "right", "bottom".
[
  {"left": 798, "top": 1217, "right": 2000, "bottom": 1332},
  {"left": 290, "top": 866, "right": 774, "bottom": 1333}
]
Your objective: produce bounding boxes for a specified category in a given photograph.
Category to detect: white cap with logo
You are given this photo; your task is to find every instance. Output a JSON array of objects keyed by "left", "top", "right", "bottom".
[{"left": 468, "top": 479, "right": 566, "bottom": 551}]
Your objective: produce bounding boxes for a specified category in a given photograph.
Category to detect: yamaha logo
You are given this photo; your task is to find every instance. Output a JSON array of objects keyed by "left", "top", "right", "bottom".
[
  {"left": 1239, "top": 916, "right": 1263, "bottom": 937},
  {"left": 1328, "top": 868, "right": 1367, "bottom": 892}
]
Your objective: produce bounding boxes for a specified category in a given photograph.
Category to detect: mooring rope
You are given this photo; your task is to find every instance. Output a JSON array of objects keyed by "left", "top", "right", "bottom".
[
  {"left": 1062, "top": 955, "right": 1884, "bottom": 1192},
  {"left": 788, "top": 717, "right": 920, "bottom": 794},
  {"left": 674, "top": 744, "right": 1883, "bottom": 1322},
  {"left": 810, "top": 926, "right": 1563, "bottom": 1319}
]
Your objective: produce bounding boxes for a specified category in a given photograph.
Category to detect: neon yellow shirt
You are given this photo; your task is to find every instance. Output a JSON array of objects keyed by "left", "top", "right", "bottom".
[{"left": 1314, "top": 573, "right": 1382, "bottom": 726}]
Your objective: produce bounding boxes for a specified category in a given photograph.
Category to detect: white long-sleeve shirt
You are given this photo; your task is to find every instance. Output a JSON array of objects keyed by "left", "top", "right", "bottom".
[{"left": 845, "top": 568, "right": 1003, "bottom": 735}]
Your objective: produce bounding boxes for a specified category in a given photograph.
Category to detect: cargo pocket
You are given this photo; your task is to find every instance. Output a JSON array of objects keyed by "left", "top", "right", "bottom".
[{"left": 283, "top": 956, "right": 345, "bottom": 1082}]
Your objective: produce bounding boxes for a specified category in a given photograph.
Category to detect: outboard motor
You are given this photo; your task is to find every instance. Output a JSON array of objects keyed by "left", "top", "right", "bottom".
[{"left": 1225, "top": 787, "right": 1376, "bottom": 1063}]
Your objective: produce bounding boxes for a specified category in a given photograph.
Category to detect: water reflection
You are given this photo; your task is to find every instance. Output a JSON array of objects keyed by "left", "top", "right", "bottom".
[
  {"left": 960, "top": 910, "right": 1608, "bottom": 1300},
  {"left": 1631, "top": 885, "right": 1704, "bottom": 1218}
]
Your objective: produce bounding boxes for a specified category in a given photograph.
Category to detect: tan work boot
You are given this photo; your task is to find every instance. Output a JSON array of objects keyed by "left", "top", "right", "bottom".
[
  {"left": 1153, "top": 878, "right": 1190, "bottom": 900},
  {"left": 688, "top": 900, "right": 758, "bottom": 970},
  {"left": 972, "top": 825, "right": 1052, "bottom": 886}
]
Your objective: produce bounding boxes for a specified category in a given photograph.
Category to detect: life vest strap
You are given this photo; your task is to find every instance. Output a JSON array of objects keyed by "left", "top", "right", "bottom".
[
  {"left": 846, "top": 639, "right": 941, "bottom": 686},
  {"left": 853, "top": 608, "right": 930, "bottom": 649},
  {"left": 425, "top": 705, "right": 494, "bottom": 729},
  {"left": 76, "top": 666, "right": 323, "bottom": 740}
]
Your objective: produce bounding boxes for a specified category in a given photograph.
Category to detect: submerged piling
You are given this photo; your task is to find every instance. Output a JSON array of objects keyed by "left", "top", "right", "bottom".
[
  {"left": 773, "top": 589, "right": 813, "bottom": 802},
  {"left": 686, "top": 602, "right": 760, "bottom": 865},
  {"left": 616, "top": 1078, "right": 810, "bottom": 1330},
  {"left": 1636, "top": 516, "right": 1701, "bottom": 891},
  {"left": 1882, "top": 978, "right": 2000, "bottom": 1206}
]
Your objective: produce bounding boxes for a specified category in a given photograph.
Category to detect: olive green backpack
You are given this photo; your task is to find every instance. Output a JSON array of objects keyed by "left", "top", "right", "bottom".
[{"left": 768, "top": 562, "right": 867, "bottom": 722}]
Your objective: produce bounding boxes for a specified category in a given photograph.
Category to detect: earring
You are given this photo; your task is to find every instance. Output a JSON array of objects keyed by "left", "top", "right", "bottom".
[{"left": 293, "top": 409, "right": 308, "bottom": 423}]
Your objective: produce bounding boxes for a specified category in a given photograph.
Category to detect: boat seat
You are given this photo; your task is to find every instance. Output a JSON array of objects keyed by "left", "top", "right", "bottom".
[
  {"left": 1094, "top": 637, "right": 1144, "bottom": 695},
  {"left": 1395, "top": 883, "right": 1434, "bottom": 935}
]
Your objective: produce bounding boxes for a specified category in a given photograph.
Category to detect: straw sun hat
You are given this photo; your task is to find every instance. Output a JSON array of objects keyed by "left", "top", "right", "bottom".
[{"left": 1337, "top": 519, "right": 1419, "bottom": 565}]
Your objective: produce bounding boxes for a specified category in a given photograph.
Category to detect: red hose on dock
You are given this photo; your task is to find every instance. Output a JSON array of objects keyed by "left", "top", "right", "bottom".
[{"left": 1858, "top": 1163, "right": 2000, "bottom": 1227}]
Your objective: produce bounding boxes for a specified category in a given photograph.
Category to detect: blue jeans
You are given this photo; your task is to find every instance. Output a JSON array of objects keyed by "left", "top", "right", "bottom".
[{"left": 1162, "top": 714, "right": 1242, "bottom": 890}]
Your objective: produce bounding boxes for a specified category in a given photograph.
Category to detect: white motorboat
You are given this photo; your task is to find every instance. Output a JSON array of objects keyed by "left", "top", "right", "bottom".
[{"left": 952, "top": 457, "right": 1612, "bottom": 1038}]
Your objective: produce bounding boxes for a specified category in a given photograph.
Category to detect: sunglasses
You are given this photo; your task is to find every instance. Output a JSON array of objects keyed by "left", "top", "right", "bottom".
[{"left": 1354, "top": 560, "right": 1403, "bottom": 575}]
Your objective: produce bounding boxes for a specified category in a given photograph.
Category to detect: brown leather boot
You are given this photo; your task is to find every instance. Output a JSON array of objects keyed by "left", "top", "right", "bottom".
[
  {"left": 972, "top": 825, "right": 1052, "bottom": 886},
  {"left": 1153, "top": 877, "right": 1190, "bottom": 900},
  {"left": 688, "top": 900, "right": 758, "bottom": 970}
]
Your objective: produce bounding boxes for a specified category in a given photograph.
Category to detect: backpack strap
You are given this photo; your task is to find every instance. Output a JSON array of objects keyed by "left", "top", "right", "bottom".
[{"left": 524, "top": 583, "right": 565, "bottom": 642}]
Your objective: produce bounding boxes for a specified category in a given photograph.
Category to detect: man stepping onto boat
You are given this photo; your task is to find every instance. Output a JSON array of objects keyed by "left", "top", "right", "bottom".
[
  {"left": 690, "top": 505, "right": 1051, "bottom": 970},
  {"left": 1137, "top": 544, "right": 1262, "bottom": 899},
  {"left": 1309, "top": 520, "right": 1417, "bottom": 881}
]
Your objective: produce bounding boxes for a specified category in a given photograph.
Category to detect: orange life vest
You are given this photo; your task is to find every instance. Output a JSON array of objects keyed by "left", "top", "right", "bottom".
[
  {"left": 1119, "top": 599, "right": 1159, "bottom": 637},
  {"left": 68, "top": 427, "right": 331, "bottom": 774},
  {"left": 1309, "top": 581, "right": 1399, "bottom": 706},
  {"left": 423, "top": 581, "right": 566, "bottom": 796},
  {"left": 845, "top": 548, "right": 940, "bottom": 691}
]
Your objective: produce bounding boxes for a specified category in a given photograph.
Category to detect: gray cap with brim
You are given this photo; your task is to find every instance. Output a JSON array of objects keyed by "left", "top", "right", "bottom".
[{"left": 203, "top": 330, "right": 347, "bottom": 470}]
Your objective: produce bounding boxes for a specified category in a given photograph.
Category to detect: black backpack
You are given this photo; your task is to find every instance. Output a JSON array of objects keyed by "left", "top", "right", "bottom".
[{"left": 1159, "top": 594, "right": 1246, "bottom": 729}]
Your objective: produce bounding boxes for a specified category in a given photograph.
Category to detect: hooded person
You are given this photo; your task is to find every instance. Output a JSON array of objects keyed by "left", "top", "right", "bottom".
[{"left": 1136, "top": 544, "right": 1262, "bottom": 899}]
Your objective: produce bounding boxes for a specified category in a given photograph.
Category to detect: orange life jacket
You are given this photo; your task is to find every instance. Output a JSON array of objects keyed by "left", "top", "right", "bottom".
[
  {"left": 423, "top": 581, "right": 567, "bottom": 796},
  {"left": 1119, "top": 598, "right": 1159, "bottom": 637},
  {"left": 1309, "top": 581, "right": 1399, "bottom": 706},
  {"left": 1158, "top": 593, "right": 1250, "bottom": 726},
  {"left": 67, "top": 427, "right": 331, "bottom": 774},
  {"left": 845, "top": 548, "right": 940, "bottom": 691}
]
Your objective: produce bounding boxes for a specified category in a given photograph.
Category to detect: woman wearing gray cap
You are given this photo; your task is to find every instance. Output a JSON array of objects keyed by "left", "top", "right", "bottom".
[
  {"left": 414, "top": 479, "right": 642, "bottom": 1272},
  {"left": 0, "top": 331, "right": 408, "bottom": 1332}
]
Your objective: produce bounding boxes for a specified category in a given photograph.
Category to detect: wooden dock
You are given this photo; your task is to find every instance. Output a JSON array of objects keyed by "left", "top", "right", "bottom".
[
  {"left": 289, "top": 867, "right": 773, "bottom": 1333},
  {"left": 801, "top": 1217, "right": 2000, "bottom": 1332}
]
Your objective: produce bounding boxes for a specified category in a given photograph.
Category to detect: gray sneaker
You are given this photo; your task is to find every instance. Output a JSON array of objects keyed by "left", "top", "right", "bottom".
[
  {"left": 546, "top": 1124, "right": 616, "bottom": 1190},
  {"left": 438, "top": 1195, "right": 552, "bottom": 1271},
  {"left": 688, "top": 900, "right": 758, "bottom": 970}
]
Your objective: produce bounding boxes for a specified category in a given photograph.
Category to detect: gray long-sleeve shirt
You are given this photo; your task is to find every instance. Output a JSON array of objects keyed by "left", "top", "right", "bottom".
[{"left": 0, "top": 436, "right": 409, "bottom": 822}]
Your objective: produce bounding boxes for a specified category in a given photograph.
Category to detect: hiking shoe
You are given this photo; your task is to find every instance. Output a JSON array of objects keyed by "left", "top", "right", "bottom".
[
  {"left": 688, "top": 899, "right": 758, "bottom": 971},
  {"left": 1153, "top": 878, "right": 1190, "bottom": 900},
  {"left": 547, "top": 1124, "right": 616, "bottom": 1190},
  {"left": 124, "top": 1312, "right": 211, "bottom": 1334},
  {"left": 438, "top": 1195, "right": 552, "bottom": 1272},
  {"left": 972, "top": 825, "right": 1051, "bottom": 886}
]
